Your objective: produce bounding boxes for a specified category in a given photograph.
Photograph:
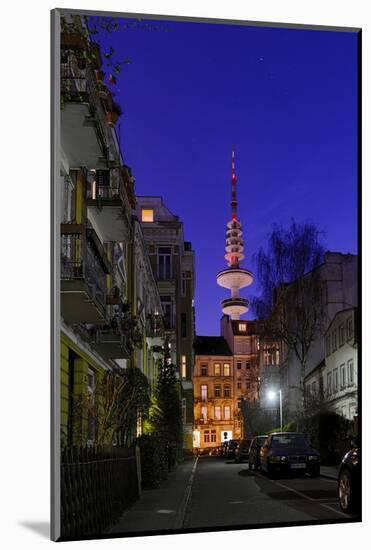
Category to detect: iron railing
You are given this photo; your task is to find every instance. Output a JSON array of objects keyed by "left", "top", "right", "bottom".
[{"left": 61, "top": 233, "right": 107, "bottom": 316}]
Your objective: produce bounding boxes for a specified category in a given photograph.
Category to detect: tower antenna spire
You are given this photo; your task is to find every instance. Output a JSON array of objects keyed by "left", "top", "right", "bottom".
[
  {"left": 216, "top": 148, "right": 254, "bottom": 320},
  {"left": 231, "top": 147, "right": 237, "bottom": 220}
]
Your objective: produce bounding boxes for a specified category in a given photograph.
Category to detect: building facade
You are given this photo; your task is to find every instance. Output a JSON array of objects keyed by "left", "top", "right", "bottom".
[
  {"left": 136, "top": 196, "right": 196, "bottom": 450},
  {"left": 59, "top": 20, "right": 164, "bottom": 447},
  {"left": 280, "top": 252, "right": 358, "bottom": 420},
  {"left": 304, "top": 307, "right": 358, "bottom": 421},
  {"left": 193, "top": 337, "right": 235, "bottom": 449}
]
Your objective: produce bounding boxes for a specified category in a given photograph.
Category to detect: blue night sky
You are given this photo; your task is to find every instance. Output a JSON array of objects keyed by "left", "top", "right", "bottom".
[{"left": 92, "top": 17, "right": 358, "bottom": 336}]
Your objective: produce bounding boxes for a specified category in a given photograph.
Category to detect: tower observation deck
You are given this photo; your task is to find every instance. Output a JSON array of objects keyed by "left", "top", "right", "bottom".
[{"left": 216, "top": 149, "right": 253, "bottom": 320}]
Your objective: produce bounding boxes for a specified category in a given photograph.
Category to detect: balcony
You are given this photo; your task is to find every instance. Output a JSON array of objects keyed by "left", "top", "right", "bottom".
[
  {"left": 61, "top": 61, "right": 110, "bottom": 169},
  {"left": 91, "top": 328, "right": 133, "bottom": 360},
  {"left": 86, "top": 168, "right": 132, "bottom": 242},
  {"left": 60, "top": 225, "right": 110, "bottom": 323}
]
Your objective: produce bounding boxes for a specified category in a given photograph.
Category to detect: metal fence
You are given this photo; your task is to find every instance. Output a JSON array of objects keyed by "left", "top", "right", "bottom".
[{"left": 60, "top": 445, "right": 139, "bottom": 539}]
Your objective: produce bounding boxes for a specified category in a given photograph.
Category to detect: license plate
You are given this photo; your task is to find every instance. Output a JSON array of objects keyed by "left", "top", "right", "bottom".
[{"left": 290, "top": 463, "right": 306, "bottom": 469}]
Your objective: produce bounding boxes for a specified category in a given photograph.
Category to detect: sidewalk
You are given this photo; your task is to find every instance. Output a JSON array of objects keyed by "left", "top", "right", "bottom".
[
  {"left": 320, "top": 464, "right": 340, "bottom": 480},
  {"left": 107, "top": 457, "right": 197, "bottom": 535}
]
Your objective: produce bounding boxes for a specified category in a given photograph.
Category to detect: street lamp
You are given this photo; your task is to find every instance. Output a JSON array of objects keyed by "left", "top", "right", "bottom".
[{"left": 268, "top": 389, "right": 283, "bottom": 433}]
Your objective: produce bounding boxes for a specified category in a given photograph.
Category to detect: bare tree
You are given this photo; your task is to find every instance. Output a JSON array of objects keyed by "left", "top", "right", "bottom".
[{"left": 253, "top": 220, "right": 325, "bottom": 412}]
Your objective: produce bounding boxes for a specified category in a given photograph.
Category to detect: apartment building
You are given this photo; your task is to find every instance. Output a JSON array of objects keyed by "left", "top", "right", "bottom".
[
  {"left": 193, "top": 337, "right": 234, "bottom": 449},
  {"left": 135, "top": 196, "right": 196, "bottom": 450},
  {"left": 304, "top": 307, "right": 358, "bottom": 421},
  {"left": 59, "top": 20, "right": 164, "bottom": 446}
]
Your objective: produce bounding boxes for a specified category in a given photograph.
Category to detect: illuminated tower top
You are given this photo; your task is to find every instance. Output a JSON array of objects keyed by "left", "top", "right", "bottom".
[{"left": 216, "top": 149, "right": 253, "bottom": 320}]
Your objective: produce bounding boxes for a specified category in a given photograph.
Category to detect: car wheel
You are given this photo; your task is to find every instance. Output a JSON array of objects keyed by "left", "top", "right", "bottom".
[{"left": 339, "top": 469, "right": 353, "bottom": 514}]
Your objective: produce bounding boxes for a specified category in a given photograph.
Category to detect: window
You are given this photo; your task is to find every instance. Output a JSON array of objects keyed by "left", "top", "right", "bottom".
[
  {"left": 141, "top": 208, "right": 154, "bottom": 222},
  {"left": 204, "top": 430, "right": 210, "bottom": 443},
  {"left": 214, "top": 406, "right": 221, "bottom": 420},
  {"left": 346, "top": 316, "right": 353, "bottom": 341},
  {"left": 201, "top": 384, "right": 208, "bottom": 401},
  {"left": 339, "top": 323, "right": 345, "bottom": 346},
  {"left": 236, "top": 361, "right": 242, "bottom": 370},
  {"left": 340, "top": 363, "right": 346, "bottom": 389},
  {"left": 181, "top": 355, "right": 187, "bottom": 379},
  {"left": 333, "top": 368, "right": 339, "bottom": 392},
  {"left": 201, "top": 364, "right": 208, "bottom": 377},
  {"left": 160, "top": 296, "right": 173, "bottom": 329},
  {"left": 237, "top": 381, "right": 242, "bottom": 390},
  {"left": 311, "top": 381, "right": 317, "bottom": 395},
  {"left": 348, "top": 359, "right": 354, "bottom": 386},
  {"left": 224, "top": 406, "right": 231, "bottom": 420},
  {"left": 325, "top": 335, "right": 331, "bottom": 357},
  {"left": 158, "top": 247, "right": 172, "bottom": 280},
  {"left": 223, "top": 385, "right": 231, "bottom": 398},
  {"left": 246, "top": 382, "right": 251, "bottom": 390},
  {"left": 181, "top": 312, "right": 187, "bottom": 338},
  {"left": 238, "top": 323, "right": 246, "bottom": 332},
  {"left": 181, "top": 272, "right": 186, "bottom": 297},
  {"left": 327, "top": 372, "right": 332, "bottom": 396},
  {"left": 211, "top": 430, "right": 217, "bottom": 443},
  {"left": 246, "top": 361, "right": 251, "bottom": 370},
  {"left": 201, "top": 406, "right": 207, "bottom": 421},
  {"left": 214, "top": 384, "right": 221, "bottom": 397},
  {"left": 332, "top": 330, "right": 337, "bottom": 352},
  {"left": 214, "top": 363, "right": 221, "bottom": 376},
  {"left": 223, "top": 363, "right": 231, "bottom": 376}
]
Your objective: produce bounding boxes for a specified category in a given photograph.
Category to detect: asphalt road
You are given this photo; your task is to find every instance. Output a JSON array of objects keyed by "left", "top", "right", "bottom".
[{"left": 183, "top": 456, "right": 354, "bottom": 529}]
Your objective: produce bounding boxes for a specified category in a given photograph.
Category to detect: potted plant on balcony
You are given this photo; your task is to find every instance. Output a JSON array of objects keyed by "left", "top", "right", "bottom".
[{"left": 106, "top": 100, "right": 122, "bottom": 126}]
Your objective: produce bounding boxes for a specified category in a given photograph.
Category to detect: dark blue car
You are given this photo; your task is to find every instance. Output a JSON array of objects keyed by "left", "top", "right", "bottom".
[{"left": 260, "top": 432, "right": 320, "bottom": 477}]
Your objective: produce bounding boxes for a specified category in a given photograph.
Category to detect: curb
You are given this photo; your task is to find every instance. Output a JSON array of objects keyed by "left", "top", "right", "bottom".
[{"left": 175, "top": 456, "right": 198, "bottom": 529}]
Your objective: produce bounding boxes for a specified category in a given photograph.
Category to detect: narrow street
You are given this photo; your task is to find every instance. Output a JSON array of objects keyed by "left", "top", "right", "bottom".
[
  {"left": 109, "top": 455, "right": 356, "bottom": 536},
  {"left": 183, "top": 457, "right": 352, "bottom": 529}
]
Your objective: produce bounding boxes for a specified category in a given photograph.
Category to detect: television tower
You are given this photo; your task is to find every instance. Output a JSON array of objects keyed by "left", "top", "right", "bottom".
[{"left": 216, "top": 149, "right": 253, "bottom": 320}]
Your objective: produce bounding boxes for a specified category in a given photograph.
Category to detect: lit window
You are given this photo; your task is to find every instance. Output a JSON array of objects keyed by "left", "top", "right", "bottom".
[
  {"left": 201, "top": 406, "right": 207, "bottom": 421},
  {"left": 224, "top": 406, "right": 231, "bottom": 420},
  {"left": 223, "top": 363, "right": 231, "bottom": 376},
  {"left": 214, "top": 363, "right": 221, "bottom": 376},
  {"left": 214, "top": 406, "right": 221, "bottom": 420},
  {"left": 238, "top": 323, "right": 246, "bottom": 332},
  {"left": 201, "top": 384, "right": 208, "bottom": 401},
  {"left": 141, "top": 208, "right": 154, "bottom": 222},
  {"left": 181, "top": 355, "right": 187, "bottom": 379}
]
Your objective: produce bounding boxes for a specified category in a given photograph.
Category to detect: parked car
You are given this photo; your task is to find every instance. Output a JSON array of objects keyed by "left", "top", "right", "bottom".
[
  {"left": 226, "top": 439, "right": 239, "bottom": 459},
  {"left": 338, "top": 441, "right": 360, "bottom": 514},
  {"left": 248, "top": 435, "right": 268, "bottom": 470},
  {"left": 260, "top": 432, "right": 320, "bottom": 477},
  {"left": 234, "top": 439, "right": 252, "bottom": 463}
]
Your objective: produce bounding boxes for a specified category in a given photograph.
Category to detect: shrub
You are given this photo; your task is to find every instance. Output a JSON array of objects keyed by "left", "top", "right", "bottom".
[{"left": 302, "top": 411, "right": 352, "bottom": 465}]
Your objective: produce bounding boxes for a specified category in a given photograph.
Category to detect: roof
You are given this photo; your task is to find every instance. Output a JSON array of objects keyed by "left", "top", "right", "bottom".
[
  {"left": 194, "top": 336, "right": 232, "bottom": 356},
  {"left": 231, "top": 319, "right": 264, "bottom": 336},
  {"left": 325, "top": 306, "right": 357, "bottom": 335}
]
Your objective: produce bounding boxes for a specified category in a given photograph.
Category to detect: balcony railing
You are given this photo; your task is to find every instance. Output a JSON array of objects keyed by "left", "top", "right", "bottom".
[
  {"left": 61, "top": 61, "right": 116, "bottom": 163},
  {"left": 61, "top": 231, "right": 107, "bottom": 318}
]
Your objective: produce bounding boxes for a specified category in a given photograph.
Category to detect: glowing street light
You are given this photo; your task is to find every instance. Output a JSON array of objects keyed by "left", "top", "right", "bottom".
[{"left": 268, "top": 389, "right": 283, "bottom": 433}]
